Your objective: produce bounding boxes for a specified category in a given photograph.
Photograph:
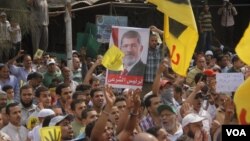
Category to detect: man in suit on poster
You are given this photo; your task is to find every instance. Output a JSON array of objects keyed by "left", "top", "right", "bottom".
[{"left": 110, "top": 30, "right": 146, "bottom": 76}]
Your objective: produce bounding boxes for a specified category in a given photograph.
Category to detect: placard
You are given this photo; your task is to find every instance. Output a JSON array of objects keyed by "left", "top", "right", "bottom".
[{"left": 216, "top": 73, "right": 244, "bottom": 93}]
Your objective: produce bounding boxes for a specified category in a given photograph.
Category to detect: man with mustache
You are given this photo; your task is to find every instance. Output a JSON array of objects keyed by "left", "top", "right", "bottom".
[
  {"left": 19, "top": 85, "right": 37, "bottom": 126},
  {"left": 2, "top": 102, "right": 28, "bottom": 141},
  {"left": 49, "top": 114, "right": 74, "bottom": 141},
  {"left": 109, "top": 30, "right": 146, "bottom": 76},
  {"left": 90, "top": 87, "right": 104, "bottom": 115}
]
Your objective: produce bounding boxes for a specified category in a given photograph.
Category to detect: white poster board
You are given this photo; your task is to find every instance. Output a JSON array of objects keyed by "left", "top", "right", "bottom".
[{"left": 216, "top": 73, "right": 244, "bottom": 93}]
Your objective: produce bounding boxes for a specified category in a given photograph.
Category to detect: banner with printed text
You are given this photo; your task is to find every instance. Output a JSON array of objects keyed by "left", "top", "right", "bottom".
[{"left": 105, "top": 26, "right": 149, "bottom": 89}]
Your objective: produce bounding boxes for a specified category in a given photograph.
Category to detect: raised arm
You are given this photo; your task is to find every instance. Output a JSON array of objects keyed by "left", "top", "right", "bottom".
[
  {"left": 83, "top": 57, "right": 102, "bottom": 84},
  {"left": 118, "top": 89, "right": 141, "bottom": 141},
  {"left": 90, "top": 85, "right": 116, "bottom": 141},
  {"left": 116, "top": 89, "right": 133, "bottom": 134},
  {"left": 152, "top": 58, "right": 169, "bottom": 95}
]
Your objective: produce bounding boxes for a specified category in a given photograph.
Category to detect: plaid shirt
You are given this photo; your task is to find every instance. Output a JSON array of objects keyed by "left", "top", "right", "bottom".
[
  {"left": 144, "top": 46, "right": 162, "bottom": 83},
  {"left": 139, "top": 114, "right": 156, "bottom": 131}
]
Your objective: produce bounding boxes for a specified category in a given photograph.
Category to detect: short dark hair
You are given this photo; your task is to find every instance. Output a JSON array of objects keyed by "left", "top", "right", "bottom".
[
  {"left": 90, "top": 88, "right": 103, "bottom": 98},
  {"left": 2, "top": 85, "right": 13, "bottom": 92},
  {"left": 6, "top": 102, "right": 19, "bottom": 115},
  {"left": 56, "top": 83, "right": 70, "bottom": 96},
  {"left": 27, "top": 72, "right": 43, "bottom": 81},
  {"left": 76, "top": 84, "right": 91, "bottom": 92},
  {"left": 232, "top": 55, "right": 240, "bottom": 64},
  {"left": 72, "top": 91, "right": 83, "bottom": 100},
  {"left": 114, "top": 96, "right": 126, "bottom": 105},
  {"left": 70, "top": 99, "right": 85, "bottom": 111},
  {"left": 174, "top": 86, "right": 183, "bottom": 95},
  {"left": 81, "top": 108, "right": 95, "bottom": 119},
  {"left": 146, "top": 126, "right": 162, "bottom": 138},
  {"left": 20, "top": 85, "right": 33, "bottom": 95},
  {"left": 35, "top": 86, "right": 49, "bottom": 97},
  {"left": 194, "top": 73, "right": 207, "bottom": 84},
  {"left": 144, "top": 94, "right": 158, "bottom": 108},
  {"left": 121, "top": 30, "right": 141, "bottom": 45},
  {"left": 85, "top": 121, "right": 96, "bottom": 138}
]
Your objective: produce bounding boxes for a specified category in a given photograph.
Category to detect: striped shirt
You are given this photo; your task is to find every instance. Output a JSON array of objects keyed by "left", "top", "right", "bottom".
[{"left": 199, "top": 11, "right": 213, "bottom": 32}]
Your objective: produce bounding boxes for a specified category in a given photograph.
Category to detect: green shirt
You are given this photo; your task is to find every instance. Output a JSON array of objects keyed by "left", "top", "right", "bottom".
[
  {"left": 71, "top": 120, "right": 84, "bottom": 138},
  {"left": 43, "top": 70, "right": 62, "bottom": 87}
]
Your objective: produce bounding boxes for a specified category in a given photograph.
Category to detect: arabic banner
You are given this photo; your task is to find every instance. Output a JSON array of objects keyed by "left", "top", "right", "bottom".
[{"left": 106, "top": 26, "right": 149, "bottom": 89}]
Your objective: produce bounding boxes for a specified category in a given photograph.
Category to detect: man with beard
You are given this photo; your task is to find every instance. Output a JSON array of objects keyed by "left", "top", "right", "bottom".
[
  {"left": 90, "top": 87, "right": 104, "bottom": 114},
  {"left": 70, "top": 99, "right": 87, "bottom": 137},
  {"left": 109, "top": 30, "right": 146, "bottom": 76},
  {"left": 177, "top": 113, "right": 209, "bottom": 141},
  {"left": 49, "top": 114, "right": 74, "bottom": 141},
  {"left": 157, "top": 104, "right": 183, "bottom": 141},
  {"left": 2, "top": 102, "right": 28, "bottom": 141},
  {"left": 56, "top": 83, "right": 73, "bottom": 114},
  {"left": 19, "top": 85, "right": 37, "bottom": 126}
]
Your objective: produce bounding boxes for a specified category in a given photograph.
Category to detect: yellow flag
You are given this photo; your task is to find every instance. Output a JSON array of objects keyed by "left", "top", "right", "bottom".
[
  {"left": 234, "top": 78, "right": 250, "bottom": 125},
  {"left": 40, "top": 126, "right": 61, "bottom": 141},
  {"left": 27, "top": 116, "right": 39, "bottom": 130},
  {"left": 235, "top": 23, "right": 250, "bottom": 65},
  {"left": 102, "top": 45, "right": 124, "bottom": 71},
  {"left": 148, "top": 0, "right": 198, "bottom": 76}
]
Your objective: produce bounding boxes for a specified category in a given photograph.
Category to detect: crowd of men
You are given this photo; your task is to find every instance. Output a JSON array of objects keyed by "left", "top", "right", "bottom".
[{"left": 0, "top": 0, "right": 249, "bottom": 141}]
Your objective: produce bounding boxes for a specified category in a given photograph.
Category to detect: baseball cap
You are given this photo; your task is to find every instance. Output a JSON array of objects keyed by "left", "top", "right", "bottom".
[
  {"left": 160, "top": 79, "right": 172, "bottom": 89},
  {"left": 0, "top": 90, "right": 7, "bottom": 98},
  {"left": 205, "top": 50, "right": 213, "bottom": 56},
  {"left": 47, "top": 58, "right": 56, "bottom": 65},
  {"left": 38, "top": 109, "right": 55, "bottom": 118},
  {"left": 49, "top": 114, "right": 71, "bottom": 126},
  {"left": 203, "top": 69, "right": 216, "bottom": 77},
  {"left": 182, "top": 113, "right": 206, "bottom": 127},
  {"left": 157, "top": 104, "right": 176, "bottom": 114},
  {"left": 0, "top": 12, "right": 6, "bottom": 17}
]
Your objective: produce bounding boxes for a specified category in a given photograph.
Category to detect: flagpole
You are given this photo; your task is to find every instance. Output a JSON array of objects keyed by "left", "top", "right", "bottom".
[{"left": 65, "top": 0, "right": 72, "bottom": 69}]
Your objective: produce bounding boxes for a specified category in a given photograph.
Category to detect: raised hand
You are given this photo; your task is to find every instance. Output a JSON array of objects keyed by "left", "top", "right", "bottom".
[
  {"left": 104, "top": 85, "right": 116, "bottom": 107},
  {"left": 180, "top": 102, "right": 193, "bottom": 118},
  {"left": 158, "top": 58, "right": 169, "bottom": 73},
  {"left": 133, "top": 89, "right": 141, "bottom": 109},
  {"left": 194, "top": 129, "right": 209, "bottom": 141},
  {"left": 125, "top": 89, "right": 134, "bottom": 111}
]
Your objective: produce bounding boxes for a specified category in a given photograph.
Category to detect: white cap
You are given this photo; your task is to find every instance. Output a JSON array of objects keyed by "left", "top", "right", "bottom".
[
  {"left": 205, "top": 50, "right": 213, "bottom": 56},
  {"left": 0, "top": 12, "right": 6, "bottom": 17},
  {"left": 182, "top": 113, "right": 205, "bottom": 128},
  {"left": 47, "top": 58, "right": 56, "bottom": 65},
  {"left": 38, "top": 109, "right": 55, "bottom": 118},
  {"left": 49, "top": 115, "right": 71, "bottom": 126},
  {"left": 224, "top": 0, "right": 229, "bottom": 2}
]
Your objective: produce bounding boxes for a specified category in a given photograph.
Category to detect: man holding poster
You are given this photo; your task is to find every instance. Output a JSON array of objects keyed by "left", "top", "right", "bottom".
[{"left": 106, "top": 27, "right": 149, "bottom": 89}]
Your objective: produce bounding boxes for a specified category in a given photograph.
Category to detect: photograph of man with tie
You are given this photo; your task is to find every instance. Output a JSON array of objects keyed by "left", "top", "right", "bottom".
[{"left": 110, "top": 30, "right": 146, "bottom": 76}]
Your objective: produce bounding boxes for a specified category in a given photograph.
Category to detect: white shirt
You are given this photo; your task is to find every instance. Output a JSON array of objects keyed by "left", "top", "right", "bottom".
[
  {"left": 9, "top": 24, "right": 21, "bottom": 43},
  {"left": 1, "top": 122, "right": 28, "bottom": 141},
  {"left": 167, "top": 123, "right": 183, "bottom": 141},
  {"left": 28, "top": 124, "right": 42, "bottom": 141},
  {"left": 19, "top": 103, "right": 37, "bottom": 126}
]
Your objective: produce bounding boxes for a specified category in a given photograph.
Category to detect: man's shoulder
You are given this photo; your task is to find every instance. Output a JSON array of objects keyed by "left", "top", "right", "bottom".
[{"left": 135, "top": 60, "right": 146, "bottom": 67}]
